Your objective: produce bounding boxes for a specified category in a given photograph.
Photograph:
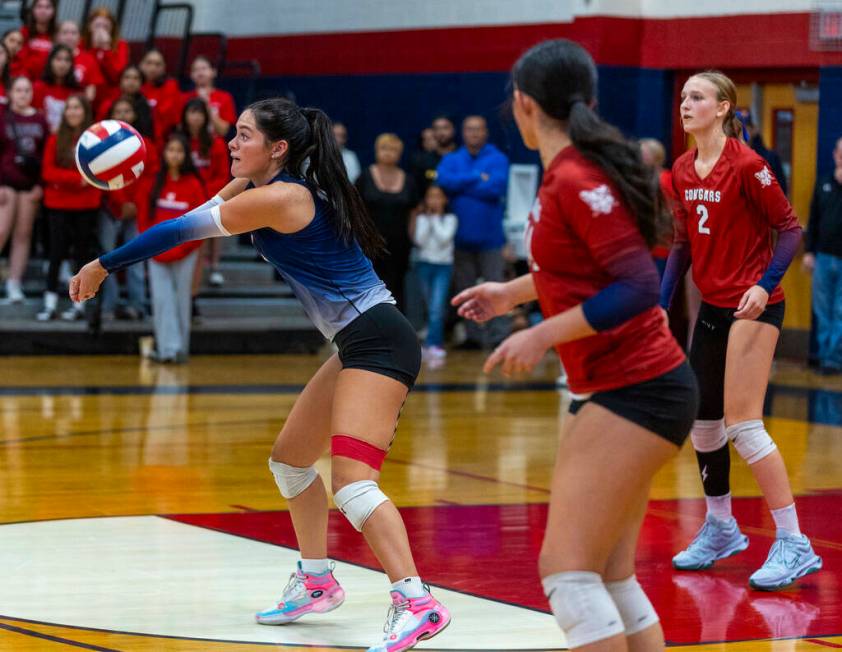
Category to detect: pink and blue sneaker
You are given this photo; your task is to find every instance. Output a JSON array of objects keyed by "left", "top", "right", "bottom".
[
  {"left": 255, "top": 561, "right": 345, "bottom": 625},
  {"left": 367, "top": 587, "right": 451, "bottom": 652}
]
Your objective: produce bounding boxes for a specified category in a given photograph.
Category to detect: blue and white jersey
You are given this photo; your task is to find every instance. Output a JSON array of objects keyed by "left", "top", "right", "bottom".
[{"left": 250, "top": 171, "right": 394, "bottom": 339}]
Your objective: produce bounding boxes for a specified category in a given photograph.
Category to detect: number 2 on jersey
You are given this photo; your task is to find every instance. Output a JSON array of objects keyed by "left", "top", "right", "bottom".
[{"left": 697, "top": 204, "right": 711, "bottom": 235}]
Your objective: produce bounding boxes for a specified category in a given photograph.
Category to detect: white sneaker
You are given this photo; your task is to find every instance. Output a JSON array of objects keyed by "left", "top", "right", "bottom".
[
  {"left": 422, "top": 346, "right": 446, "bottom": 361},
  {"left": 367, "top": 588, "right": 451, "bottom": 652},
  {"left": 36, "top": 291, "right": 58, "bottom": 321},
  {"left": 58, "top": 260, "right": 72, "bottom": 285},
  {"left": 60, "top": 302, "right": 85, "bottom": 321},
  {"left": 208, "top": 270, "right": 224, "bottom": 287},
  {"left": 5, "top": 279, "right": 24, "bottom": 303},
  {"left": 749, "top": 531, "right": 822, "bottom": 591},
  {"left": 422, "top": 346, "right": 447, "bottom": 369}
]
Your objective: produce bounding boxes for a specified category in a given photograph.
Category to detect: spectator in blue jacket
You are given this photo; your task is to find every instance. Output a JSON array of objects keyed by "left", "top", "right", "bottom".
[{"left": 436, "top": 115, "right": 510, "bottom": 348}]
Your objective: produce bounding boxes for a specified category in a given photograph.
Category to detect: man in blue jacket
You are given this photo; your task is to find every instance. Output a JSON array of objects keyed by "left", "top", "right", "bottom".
[{"left": 436, "top": 115, "right": 510, "bottom": 348}]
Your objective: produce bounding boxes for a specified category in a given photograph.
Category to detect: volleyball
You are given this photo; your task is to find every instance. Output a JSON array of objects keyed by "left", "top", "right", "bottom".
[{"left": 75, "top": 120, "right": 147, "bottom": 191}]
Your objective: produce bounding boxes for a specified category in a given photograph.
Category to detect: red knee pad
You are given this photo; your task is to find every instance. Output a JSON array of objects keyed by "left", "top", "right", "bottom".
[{"left": 331, "top": 434, "right": 387, "bottom": 471}]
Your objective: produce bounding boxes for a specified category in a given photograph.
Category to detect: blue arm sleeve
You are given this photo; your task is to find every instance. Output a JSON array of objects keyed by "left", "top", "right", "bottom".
[
  {"left": 581, "top": 248, "right": 661, "bottom": 332},
  {"left": 757, "top": 226, "right": 802, "bottom": 295},
  {"left": 99, "top": 206, "right": 230, "bottom": 273},
  {"left": 659, "top": 242, "right": 691, "bottom": 309}
]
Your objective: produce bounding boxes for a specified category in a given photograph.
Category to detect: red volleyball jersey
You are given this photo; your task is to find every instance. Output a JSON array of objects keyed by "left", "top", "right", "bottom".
[
  {"left": 670, "top": 138, "right": 800, "bottom": 307},
  {"left": 526, "top": 147, "right": 685, "bottom": 395}
]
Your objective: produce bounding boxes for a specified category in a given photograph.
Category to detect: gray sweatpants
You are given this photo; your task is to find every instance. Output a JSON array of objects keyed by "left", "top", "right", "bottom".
[
  {"left": 148, "top": 251, "right": 198, "bottom": 359},
  {"left": 453, "top": 247, "right": 511, "bottom": 347}
]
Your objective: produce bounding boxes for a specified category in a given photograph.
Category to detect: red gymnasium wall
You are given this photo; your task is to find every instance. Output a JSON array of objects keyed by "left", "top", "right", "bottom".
[{"left": 219, "top": 14, "right": 842, "bottom": 76}]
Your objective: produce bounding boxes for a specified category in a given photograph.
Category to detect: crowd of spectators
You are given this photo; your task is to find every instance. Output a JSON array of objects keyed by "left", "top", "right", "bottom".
[
  {"left": 0, "top": 0, "right": 234, "bottom": 361},
  {"left": 3, "top": 1, "right": 824, "bottom": 371},
  {"left": 344, "top": 114, "right": 511, "bottom": 365}
]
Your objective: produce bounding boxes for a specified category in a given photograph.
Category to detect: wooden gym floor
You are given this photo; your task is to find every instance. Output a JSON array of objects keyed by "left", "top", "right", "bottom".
[{"left": 1, "top": 352, "right": 840, "bottom": 651}]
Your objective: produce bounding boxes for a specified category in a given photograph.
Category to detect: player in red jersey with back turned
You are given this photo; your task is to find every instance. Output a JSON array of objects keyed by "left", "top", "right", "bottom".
[
  {"left": 454, "top": 39, "right": 698, "bottom": 651},
  {"left": 660, "top": 71, "right": 821, "bottom": 590}
]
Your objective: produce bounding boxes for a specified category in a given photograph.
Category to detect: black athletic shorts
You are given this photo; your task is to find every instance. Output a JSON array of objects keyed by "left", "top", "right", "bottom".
[
  {"left": 690, "top": 300, "right": 784, "bottom": 420},
  {"left": 568, "top": 360, "right": 699, "bottom": 446},
  {"left": 334, "top": 302, "right": 421, "bottom": 389}
]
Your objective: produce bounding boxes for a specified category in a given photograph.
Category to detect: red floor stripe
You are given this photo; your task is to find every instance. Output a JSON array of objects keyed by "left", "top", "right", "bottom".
[
  {"left": 169, "top": 494, "right": 842, "bottom": 645},
  {"left": 806, "top": 640, "right": 842, "bottom": 648}
]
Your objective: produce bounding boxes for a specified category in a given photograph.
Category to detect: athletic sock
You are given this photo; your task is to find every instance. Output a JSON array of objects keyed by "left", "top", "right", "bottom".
[
  {"left": 392, "top": 576, "right": 426, "bottom": 599},
  {"left": 771, "top": 503, "right": 801, "bottom": 536},
  {"left": 300, "top": 558, "right": 330, "bottom": 574},
  {"left": 705, "top": 492, "right": 733, "bottom": 521}
]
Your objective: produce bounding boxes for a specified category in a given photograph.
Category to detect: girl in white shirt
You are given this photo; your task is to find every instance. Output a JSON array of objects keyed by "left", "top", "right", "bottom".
[{"left": 412, "top": 184, "right": 457, "bottom": 363}]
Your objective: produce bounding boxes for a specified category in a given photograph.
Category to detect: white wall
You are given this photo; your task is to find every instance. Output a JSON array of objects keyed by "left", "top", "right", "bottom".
[
  {"left": 185, "top": 0, "right": 813, "bottom": 37},
  {"left": 189, "top": 0, "right": 576, "bottom": 36}
]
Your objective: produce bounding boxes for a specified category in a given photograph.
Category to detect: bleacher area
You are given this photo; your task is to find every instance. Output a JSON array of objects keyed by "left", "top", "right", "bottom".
[
  {"left": 0, "top": 0, "right": 314, "bottom": 354},
  {"left": 0, "top": 237, "right": 323, "bottom": 354}
]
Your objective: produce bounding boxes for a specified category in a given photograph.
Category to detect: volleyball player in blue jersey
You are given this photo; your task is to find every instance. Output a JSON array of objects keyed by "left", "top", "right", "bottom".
[{"left": 71, "top": 98, "right": 450, "bottom": 652}]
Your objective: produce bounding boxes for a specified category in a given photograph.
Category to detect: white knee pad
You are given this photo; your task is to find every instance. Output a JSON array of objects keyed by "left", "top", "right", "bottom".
[
  {"left": 690, "top": 419, "right": 727, "bottom": 452},
  {"left": 726, "top": 420, "right": 777, "bottom": 465},
  {"left": 605, "top": 575, "right": 659, "bottom": 636},
  {"left": 542, "top": 571, "right": 625, "bottom": 648},
  {"left": 268, "top": 458, "right": 318, "bottom": 499},
  {"left": 333, "top": 480, "right": 389, "bottom": 532}
]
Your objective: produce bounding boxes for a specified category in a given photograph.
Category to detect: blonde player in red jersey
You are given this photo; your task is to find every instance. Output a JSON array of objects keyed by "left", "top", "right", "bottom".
[
  {"left": 660, "top": 71, "right": 821, "bottom": 590},
  {"left": 455, "top": 40, "right": 698, "bottom": 651}
]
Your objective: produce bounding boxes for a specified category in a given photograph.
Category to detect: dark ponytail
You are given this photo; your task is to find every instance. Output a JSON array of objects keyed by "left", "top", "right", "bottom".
[
  {"left": 248, "top": 98, "right": 384, "bottom": 257},
  {"left": 512, "top": 39, "right": 667, "bottom": 247}
]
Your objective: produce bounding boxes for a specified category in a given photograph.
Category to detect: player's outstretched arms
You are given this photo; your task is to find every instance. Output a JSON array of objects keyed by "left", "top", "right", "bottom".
[{"left": 452, "top": 274, "right": 537, "bottom": 323}]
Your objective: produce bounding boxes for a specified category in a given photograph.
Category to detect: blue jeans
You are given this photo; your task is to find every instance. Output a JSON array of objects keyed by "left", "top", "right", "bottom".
[
  {"left": 813, "top": 252, "right": 842, "bottom": 369},
  {"left": 416, "top": 261, "right": 452, "bottom": 348},
  {"left": 98, "top": 211, "right": 146, "bottom": 314}
]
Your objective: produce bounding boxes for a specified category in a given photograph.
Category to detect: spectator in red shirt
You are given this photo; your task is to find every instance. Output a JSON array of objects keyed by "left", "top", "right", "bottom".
[
  {"left": 183, "top": 55, "right": 236, "bottom": 137},
  {"left": 144, "top": 132, "right": 207, "bottom": 362},
  {"left": 55, "top": 20, "right": 102, "bottom": 103},
  {"left": 139, "top": 48, "right": 181, "bottom": 145},
  {"left": 19, "top": 0, "right": 57, "bottom": 80},
  {"left": 81, "top": 6, "right": 129, "bottom": 106},
  {"left": 95, "top": 64, "right": 154, "bottom": 139},
  {"left": 34, "top": 44, "right": 82, "bottom": 132},
  {"left": 179, "top": 98, "right": 229, "bottom": 198},
  {"left": 37, "top": 94, "right": 101, "bottom": 321},
  {"left": 0, "top": 76, "right": 48, "bottom": 303},
  {"left": 3, "top": 29, "right": 26, "bottom": 79},
  {"left": 0, "top": 44, "right": 12, "bottom": 106},
  {"left": 179, "top": 97, "right": 230, "bottom": 291},
  {"left": 98, "top": 96, "right": 158, "bottom": 319}
]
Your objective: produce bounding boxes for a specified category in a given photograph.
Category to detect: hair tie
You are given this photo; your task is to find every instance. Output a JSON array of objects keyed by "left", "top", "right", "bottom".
[{"left": 568, "top": 94, "right": 586, "bottom": 111}]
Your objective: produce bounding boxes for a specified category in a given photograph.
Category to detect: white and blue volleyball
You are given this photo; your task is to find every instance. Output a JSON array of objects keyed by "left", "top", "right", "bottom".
[{"left": 75, "top": 120, "right": 147, "bottom": 190}]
